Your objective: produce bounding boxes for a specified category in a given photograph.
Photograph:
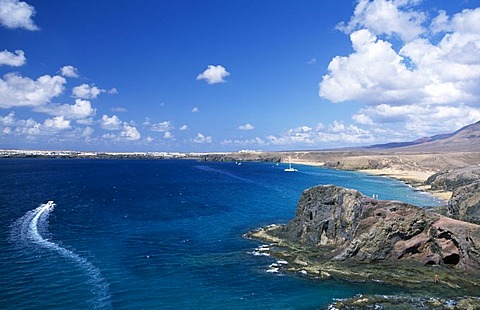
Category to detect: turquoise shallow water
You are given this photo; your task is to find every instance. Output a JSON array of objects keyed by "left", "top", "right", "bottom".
[{"left": 0, "top": 159, "right": 442, "bottom": 309}]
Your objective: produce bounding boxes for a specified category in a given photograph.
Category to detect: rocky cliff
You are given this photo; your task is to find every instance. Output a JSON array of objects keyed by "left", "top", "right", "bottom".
[
  {"left": 269, "top": 185, "right": 480, "bottom": 272},
  {"left": 426, "top": 165, "right": 480, "bottom": 224},
  {"left": 248, "top": 185, "right": 480, "bottom": 295}
]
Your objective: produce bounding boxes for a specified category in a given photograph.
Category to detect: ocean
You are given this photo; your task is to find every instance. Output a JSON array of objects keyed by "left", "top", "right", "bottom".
[{"left": 0, "top": 159, "right": 443, "bottom": 309}]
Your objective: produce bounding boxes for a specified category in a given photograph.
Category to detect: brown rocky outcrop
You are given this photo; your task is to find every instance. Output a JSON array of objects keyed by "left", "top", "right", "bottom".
[
  {"left": 426, "top": 166, "right": 480, "bottom": 191},
  {"left": 267, "top": 185, "right": 480, "bottom": 273},
  {"left": 426, "top": 165, "right": 480, "bottom": 224},
  {"left": 447, "top": 181, "right": 480, "bottom": 224}
]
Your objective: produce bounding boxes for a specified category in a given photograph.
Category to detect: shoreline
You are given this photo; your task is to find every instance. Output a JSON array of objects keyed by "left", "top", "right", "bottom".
[
  {"left": 358, "top": 168, "right": 452, "bottom": 202},
  {"left": 246, "top": 226, "right": 480, "bottom": 296},
  {"left": 289, "top": 159, "right": 452, "bottom": 202},
  {"left": 245, "top": 185, "right": 480, "bottom": 305}
]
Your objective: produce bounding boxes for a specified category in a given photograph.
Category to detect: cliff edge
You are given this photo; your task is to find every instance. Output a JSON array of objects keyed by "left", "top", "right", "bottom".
[
  {"left": 426, "top": 165, "right": 480, "bottom": 225},
  {"left": 247, "top": 185, "right": 480, "bottom": 293}
]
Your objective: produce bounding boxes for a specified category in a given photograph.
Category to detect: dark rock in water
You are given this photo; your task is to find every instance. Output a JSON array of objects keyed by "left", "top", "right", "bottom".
[
  {"left": 426, "top": 166, "right": 480, "bottom": 224},
  {"left": 246, "top": 184, "right": 480, "bottom": 301},
  {"left": 265, "top": 185, "right": 480, "bottom": 273}
]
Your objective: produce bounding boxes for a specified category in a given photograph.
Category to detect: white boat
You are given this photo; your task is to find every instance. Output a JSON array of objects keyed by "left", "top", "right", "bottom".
[{"left": 284, "top": 157, "right": 298, "bottom": 172}]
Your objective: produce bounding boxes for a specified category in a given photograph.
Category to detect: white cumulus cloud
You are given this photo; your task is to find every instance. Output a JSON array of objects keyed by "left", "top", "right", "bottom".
[
  {"left": 0, "top": 73, "right": 66, "bottom": 108},
  {"left": 72, "top": 84, "right": 105, "bottom": 99},
  {"left": 238, "top": 123, "right": 255, "bottom": 131},
  {"left": 0, "top": 0, "right": 38, "bottom": 30},
  {"left": 108, "top": 87, "right": 118, "bottom": 94},
  {"left": 0, "top": 49, "right": 26, "bottom": 66},
  {"left": 60, "top": 65, "right": 79, "bottom": 78},
  {"left": 81, "top": 126, "right": 94, "bottom": 137},
  {"left": 221, "top": 137, "right": 266, "bottom": 147},
  {"left": 320, "top": 3, "right": 480, "bottom": 136},
  {"left": 320, "top": 29, "right": 421, "bottom": 105},
  {"left": 0, "top": 111, "right": 16, "bottom": 126},
  {"left": 196, "top": 65, "right": 230, "bottom": 84},
  {"left": 35, "top": 99, "right": 96, "bottom": 120},
  {"left": 267, "top": 122, "right": 374, "bottom": 147},
  {"left": 337, "top": 0, "right": 426, "bottom": 42},
  {"left": 352, "top": 113, "right": 374, "bottom": 126},
  {"left": 102, "top": 133, "right": 116, "bottom": 140},
  {"left": 43, "top": 116, "right": 70, "bottom": 131},
  {"left": 120, "top": 123, "right": 141, "bottom": 141},
  {"left": 355, "top": 103, "right": 480, "bottom": 137},
  {"left": 150, "top": 121, "right": 173, "bottom": 132},
  {"left": 179, "top": 124, "right": 188, "bottom": 131},
  {"left": 0, "top": 112, "right": 41, "bottom": 136},
  {"left": 100, "top": 114, "right": 122, "bottom": 130},
  {"left": 193, "top": 132, "right": 212, "bottom": 144},
  {"left": 329, "top": 121, "right": 345, "bottom": 133},
  {"left": 191, "top": 107, "right": 199, "bottom": 113}
]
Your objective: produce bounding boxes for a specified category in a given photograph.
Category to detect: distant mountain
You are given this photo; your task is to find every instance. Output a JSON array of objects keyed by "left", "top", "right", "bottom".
[
  {"left": 367, "top": 120, "right": 480, "bottom": 152},
  {"left": 366, "top": 139, "right": 423, "bottom": 149}
]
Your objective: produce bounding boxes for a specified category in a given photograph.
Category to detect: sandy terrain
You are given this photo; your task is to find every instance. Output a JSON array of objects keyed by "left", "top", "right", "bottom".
[
  {"left": 358, "top": 168, "right": 452, "bottom": 201},
  {"left": 285, "top": 154, "right": 463, "bottom": 202}
]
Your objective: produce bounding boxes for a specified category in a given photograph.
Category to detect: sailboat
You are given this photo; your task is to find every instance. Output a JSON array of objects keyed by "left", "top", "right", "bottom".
[{"left": 284, "top": 157, "right": 298, "bottom": 172}]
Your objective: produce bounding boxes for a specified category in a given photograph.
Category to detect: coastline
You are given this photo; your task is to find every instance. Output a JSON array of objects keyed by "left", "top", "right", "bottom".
[
  {"left": 1, "top": 150, "right": 454, "bottom": 202},
  {"left": 288, "top": 159, "right": 452, "bottom": 202},
  {"left": 358, "top": 168, "right": 452, "bottom": 202},
  {"left": 245, "top": 185, "right": 480, "bottom": 307}
]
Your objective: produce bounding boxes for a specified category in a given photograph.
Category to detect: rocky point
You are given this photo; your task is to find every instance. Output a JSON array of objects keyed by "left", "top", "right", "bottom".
[{"left": 248, "top": 185, "right": 480, "bottom": 294}]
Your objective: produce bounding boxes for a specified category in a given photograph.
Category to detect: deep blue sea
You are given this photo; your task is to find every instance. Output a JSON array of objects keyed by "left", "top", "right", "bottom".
[{"left": 0, "top": 159, "right": 443, "bottom": 309}]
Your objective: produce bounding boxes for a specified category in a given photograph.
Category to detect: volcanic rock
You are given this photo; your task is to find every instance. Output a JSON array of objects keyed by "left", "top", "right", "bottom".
[
  {"left": 426, "top": 165, "right": 480, "bottom": 224},
  {"left": 268, "top": 185, "right": 480, "bottom": 272}
]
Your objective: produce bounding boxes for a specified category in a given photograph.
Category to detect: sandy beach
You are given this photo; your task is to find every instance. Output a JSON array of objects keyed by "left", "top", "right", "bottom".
[
  {"left": 288, "top": 159, "right": 452, "bottom": 202},
  {"left": 358, "top": 168, "right": 452, "bottom": 201}
]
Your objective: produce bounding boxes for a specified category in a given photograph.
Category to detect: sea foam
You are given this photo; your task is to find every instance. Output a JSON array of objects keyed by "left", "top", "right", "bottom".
[{"left": 11, "top": 201, "right": 111, "bottom": 309}]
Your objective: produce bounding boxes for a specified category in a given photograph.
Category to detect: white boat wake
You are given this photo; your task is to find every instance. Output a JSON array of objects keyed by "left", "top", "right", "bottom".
[{"left": 11, "top": 201, "right": 111, "bottom": 309}]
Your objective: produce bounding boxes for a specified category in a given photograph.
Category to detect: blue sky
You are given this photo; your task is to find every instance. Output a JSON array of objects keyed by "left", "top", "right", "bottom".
[{"left": 1, "top": 0, "right": 480, "bottom": 152}]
